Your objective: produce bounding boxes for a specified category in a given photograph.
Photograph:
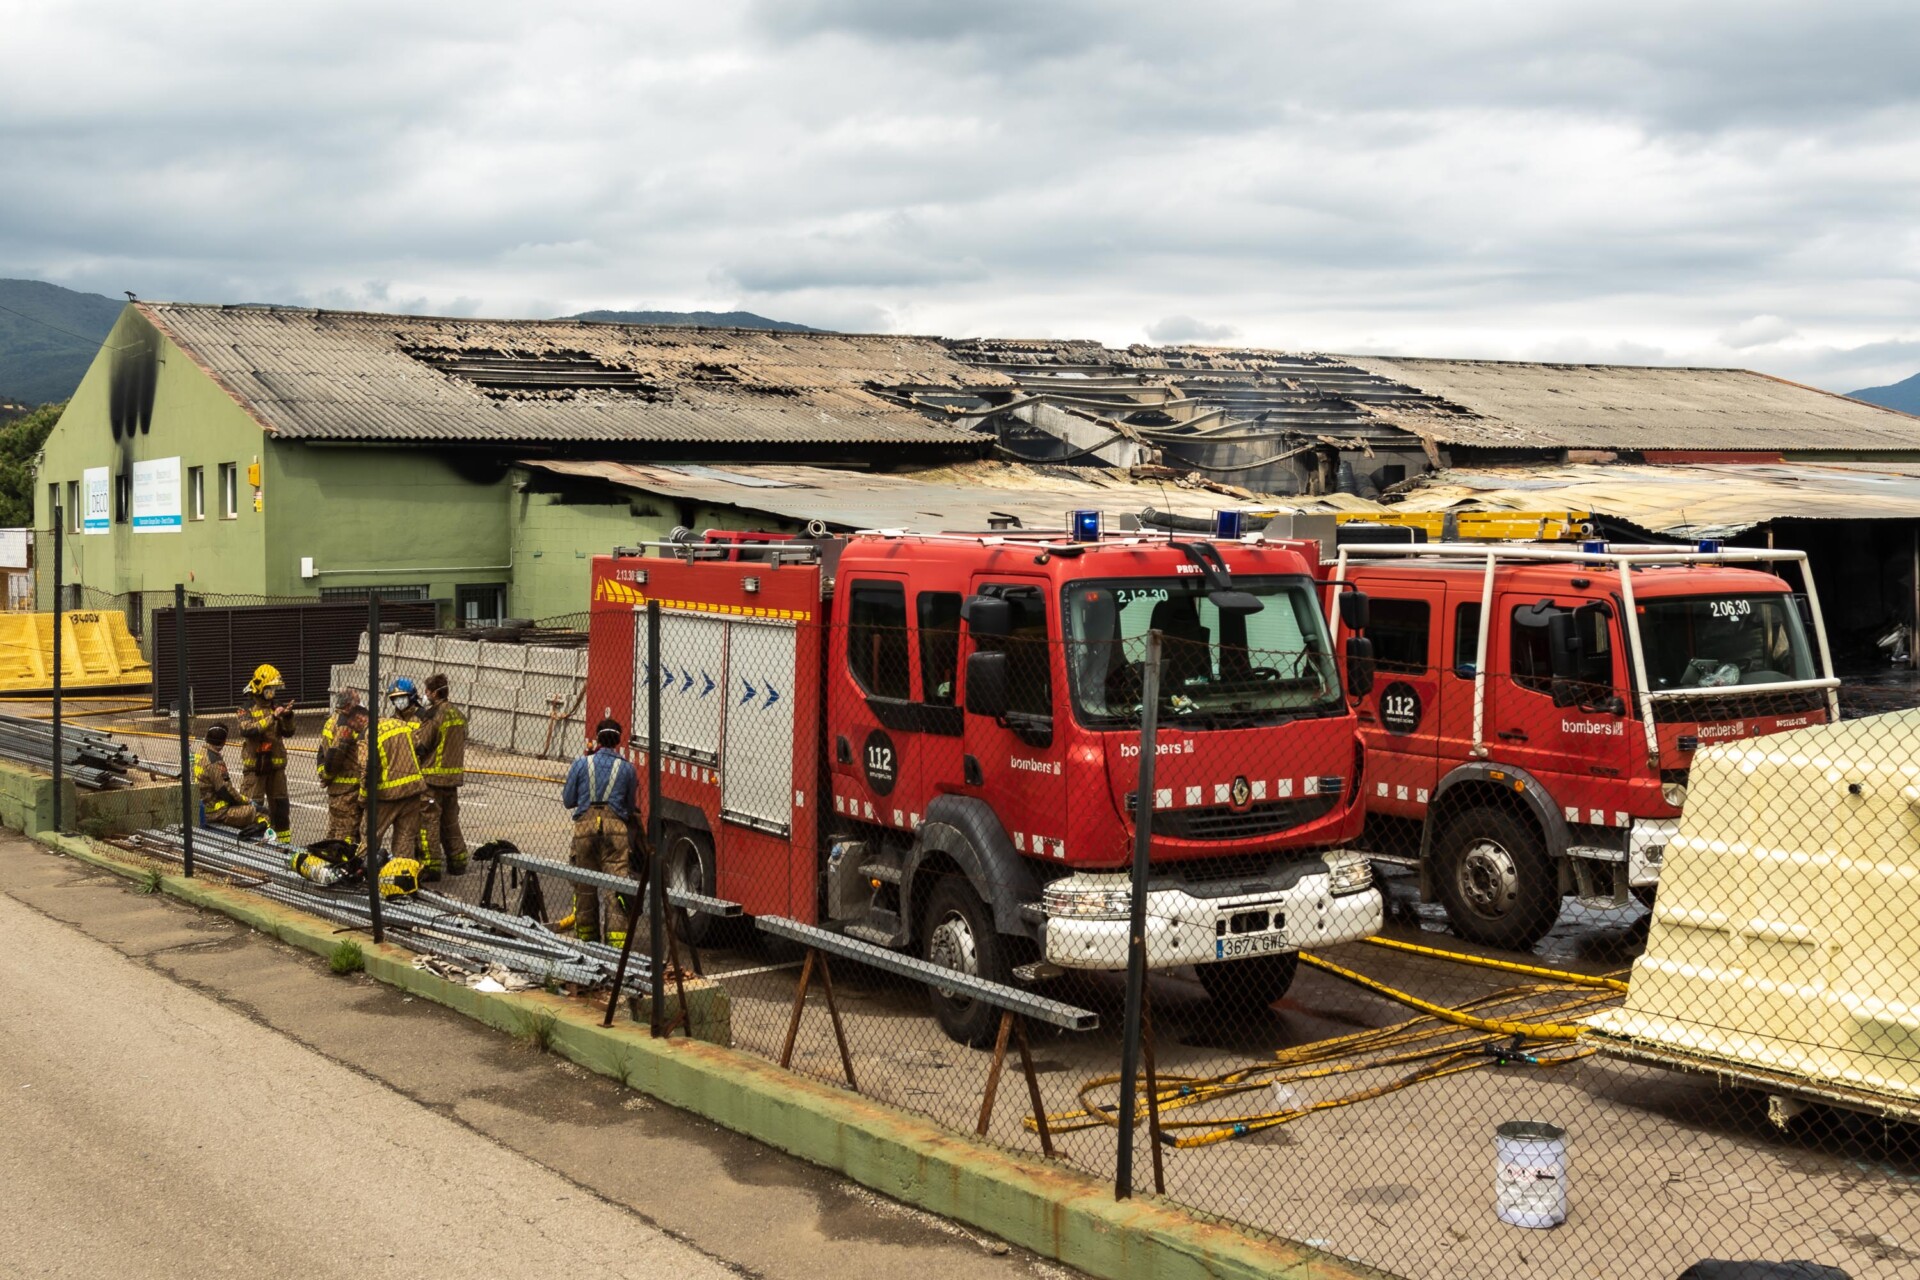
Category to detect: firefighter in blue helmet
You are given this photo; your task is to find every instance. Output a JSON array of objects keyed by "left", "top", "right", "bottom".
[{"left": 562, "top": 718, "right": 640, "bottom": 945}]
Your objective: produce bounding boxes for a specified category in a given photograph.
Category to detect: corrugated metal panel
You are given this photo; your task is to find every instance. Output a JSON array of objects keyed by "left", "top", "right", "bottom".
[
  {"left": 1348, "top": 357, "right": 1920, "bottom": 452},
  {"left": 151, "top": 602, "right": 436, "bottom": 713},
  {"left": 138, "top": 303, "right": 998, "bottom": 446},
  {"left": 1391, "top": 461, "right": 1920, "bottom": 537},
  {"left": 517, "top": 458, "right": 1354, "bottom": 532}
]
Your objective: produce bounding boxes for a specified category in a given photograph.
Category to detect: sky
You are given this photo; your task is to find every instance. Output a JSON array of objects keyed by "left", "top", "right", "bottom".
[{"left": 4, "top": 0, "right": 1918, "bottom": 391}]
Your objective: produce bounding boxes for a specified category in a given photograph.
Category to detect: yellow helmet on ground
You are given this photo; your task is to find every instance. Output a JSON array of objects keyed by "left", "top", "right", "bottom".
[
  {"left": 378, "top": 857, "right": 422, "bottom": 898},
  {"left": 246, "top": 664, "right": 286, "bottom": 698}
]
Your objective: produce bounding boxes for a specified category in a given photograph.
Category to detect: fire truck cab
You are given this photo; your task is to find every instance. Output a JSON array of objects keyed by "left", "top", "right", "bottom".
[
  {"left": 586, "top": 523, "right": 1384, "bottom": 1044},
  {"left": 1331, "top": 540, "right": 1839, "bottom": 951}
]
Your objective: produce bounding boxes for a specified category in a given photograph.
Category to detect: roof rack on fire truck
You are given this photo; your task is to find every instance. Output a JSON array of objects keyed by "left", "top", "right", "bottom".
[{"left": 1330, "top": 538, "right": 1842, "bottom": 765}]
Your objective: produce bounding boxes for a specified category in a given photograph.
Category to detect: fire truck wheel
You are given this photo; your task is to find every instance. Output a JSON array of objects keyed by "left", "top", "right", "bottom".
[
  {"left": 1433, "top": 806, "right": 1559, "bottom": 951},
  {"left": 659, "top": 825, "right": 718, "bottom": 946},
  {"left": 920, "top": 875, "right": 1011, "bottom": 1047},
  {"left": 1195, "top": 952, "right": 1299, "bottom": 1013}
]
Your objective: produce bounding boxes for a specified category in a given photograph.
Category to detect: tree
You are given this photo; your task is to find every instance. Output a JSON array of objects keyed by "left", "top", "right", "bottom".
[{"left": 0, "top": 401, "right": 63, "bottom": 527}]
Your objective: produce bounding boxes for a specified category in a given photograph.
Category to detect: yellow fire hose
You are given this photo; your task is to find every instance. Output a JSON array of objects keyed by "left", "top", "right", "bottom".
[{"left": 1360, "top": 934, "right": 1631, "bottom": 993}]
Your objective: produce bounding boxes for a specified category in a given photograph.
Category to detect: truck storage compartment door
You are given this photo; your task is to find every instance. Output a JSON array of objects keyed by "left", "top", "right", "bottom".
[
  {"left": 721, "top": 617, "right": 798, "bottom": 837},
  {"left": 633, "top": 611, "right": 726, "bottom": 765}
]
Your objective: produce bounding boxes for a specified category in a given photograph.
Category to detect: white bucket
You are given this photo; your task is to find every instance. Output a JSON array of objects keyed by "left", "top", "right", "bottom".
[{"left": 1494, "top": 1120, "right": 1567, "bottom": 1228}]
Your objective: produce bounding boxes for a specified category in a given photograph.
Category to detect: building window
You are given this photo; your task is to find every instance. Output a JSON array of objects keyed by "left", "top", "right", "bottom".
[
  {"left": 115, "top": 472, "right": 130, "bottom": 524},
  {"left": 188, "top": 467, "right": 205, "bottom": 520},
  {"left": 1368, "top": 598, "right": 1431, "bottom": 675},
  {"left": 846, "top": 581, "right": 909, "bottom": 699},
  {"left": 219, "top": 463, "right": 238, "bottom": 519},
  {"left": 455, "top": 583, "right": 505, "bottom": 627},
  {"left": 65, "top": 481, "right": 79, "bottom": 533}
]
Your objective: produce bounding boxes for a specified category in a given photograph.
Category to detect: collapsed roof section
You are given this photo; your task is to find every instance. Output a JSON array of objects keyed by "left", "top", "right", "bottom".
[{"left": 942, "top": 338, "right": 1920, "bottom": 498}]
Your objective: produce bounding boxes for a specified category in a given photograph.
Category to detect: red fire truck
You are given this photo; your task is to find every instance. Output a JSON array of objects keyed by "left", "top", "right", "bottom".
[
  {"left": 1330, "top": 540, "right": 1839, "bottom": 950},
  {"left": 585, "top": 523, "right": 1384, "bottom": 1043}
]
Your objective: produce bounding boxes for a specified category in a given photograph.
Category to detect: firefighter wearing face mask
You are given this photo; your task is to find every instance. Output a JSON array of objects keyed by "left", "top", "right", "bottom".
[
  {"left": 237, "top": 664, "right": 296, "bottom": 844},
  {"left": 414, "top": 672, "right": 469, "bottom": 876},
  {"left": 348, "top": 701, "right": 427, "bottom": 868}
]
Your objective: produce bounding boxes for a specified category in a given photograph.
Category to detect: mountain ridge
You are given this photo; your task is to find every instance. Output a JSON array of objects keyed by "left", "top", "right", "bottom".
[{"left": 1848, "top": 372, "right": 1920, "bottom": 416}]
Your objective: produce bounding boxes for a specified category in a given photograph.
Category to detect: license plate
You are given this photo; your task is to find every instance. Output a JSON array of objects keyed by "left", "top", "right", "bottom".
[{"left": 1216, "top": 932, "right": 1289, "bottom": 960}]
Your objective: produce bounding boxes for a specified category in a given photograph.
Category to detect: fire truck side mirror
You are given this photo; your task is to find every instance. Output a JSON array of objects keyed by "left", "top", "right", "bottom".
[
  {"left": 962, "top": 595, "right": 1012, "bottom": 638},
  {"left": 1338, "top": 589, "right": 1370, "bottom": 633},
  {"left": 1344, "top": 636, "right": 1375, "bottom": 698},
  {"left": 964, "top": 651, "right": 1011, "bottom": 719}
]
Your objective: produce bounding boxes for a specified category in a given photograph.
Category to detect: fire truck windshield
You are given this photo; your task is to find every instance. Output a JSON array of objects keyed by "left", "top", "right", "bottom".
[
  {"left": 1636, "top": 594, "right": 1815, "bottom": 690},
  {"left": 1062, "top": 577, "right": 1343, "bottom": 727}
]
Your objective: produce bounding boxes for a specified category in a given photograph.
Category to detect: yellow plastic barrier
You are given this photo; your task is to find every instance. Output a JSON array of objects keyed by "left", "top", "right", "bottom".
[
  {"left": 0, "top": 611, "right": 152, "bottom": 692},
  {"left": 1589, "top": 711, "right": 1920, "bottom": 1109}
]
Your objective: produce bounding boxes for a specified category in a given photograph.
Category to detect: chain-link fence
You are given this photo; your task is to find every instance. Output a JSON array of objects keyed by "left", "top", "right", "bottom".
[{"left": 72, "top": 587, "right": 1920, "bottom": 1279}]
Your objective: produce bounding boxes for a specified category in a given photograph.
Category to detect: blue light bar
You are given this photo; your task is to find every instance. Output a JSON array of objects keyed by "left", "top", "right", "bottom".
[
  {"left": 1581, "top": 540, "right": 1607, "bottom": 554},
  {"left": 1070, "top": 509, "right": 1102, "bottom": 542},
  {"left": 1696, "top": 538, "right": 1723, "bottom": 553},
  {"left": 1213, "top": 509, "right": 1245, "bottom": 539}
]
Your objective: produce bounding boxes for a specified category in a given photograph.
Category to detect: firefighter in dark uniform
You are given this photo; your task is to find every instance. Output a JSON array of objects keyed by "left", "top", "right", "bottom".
[
  {"left": 562, "top": 718, "right": 640, "bottom": 946},
  {"left": 317, "top": 690, "right": 365, "bottom": 845},
  {"left": 195, "top": 725, "right": 264, "bottom": 834},
  {"left": 344, "top": 702, "right": 427, "bottom": 865},
  {"left": 416, "top": 672, "right": 469, "bottom": 875},
  {"left": 237, "top": 664, "right": 296, "bottom": 844}
]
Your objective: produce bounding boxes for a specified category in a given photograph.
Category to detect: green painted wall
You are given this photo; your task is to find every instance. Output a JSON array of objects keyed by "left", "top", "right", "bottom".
[
  {"left": 506, "top": 473, "right": 800, "bottom": 621},
  {"left": 35, "top": 307, "right": 271, "bottom": 606}
]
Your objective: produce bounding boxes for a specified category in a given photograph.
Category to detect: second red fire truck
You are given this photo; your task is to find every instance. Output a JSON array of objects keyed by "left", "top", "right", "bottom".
[
  {"left": 1331, "top": 538, "right": 1839, "bottom": 950},
  {"left": 584, "top": 520, "right": 1385, "bottom": 1043}
]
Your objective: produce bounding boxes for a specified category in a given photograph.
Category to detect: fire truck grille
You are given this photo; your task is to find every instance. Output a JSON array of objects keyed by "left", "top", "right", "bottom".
[{"left": 1151, "top": 794, "right": 1338, "bottom": 841}]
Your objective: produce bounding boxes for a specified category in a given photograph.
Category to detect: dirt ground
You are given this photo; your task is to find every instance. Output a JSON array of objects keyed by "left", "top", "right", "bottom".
[{"left": 46, "top": 702, "right": 1920, "bottom": 1279}]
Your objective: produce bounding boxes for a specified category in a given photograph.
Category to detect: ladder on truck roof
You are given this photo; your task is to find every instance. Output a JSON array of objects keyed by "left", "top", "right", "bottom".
[
  {"left": 1329, "top": 540, "right": 1842, "bottom": 766},
  {"left": 1335, "top": 510, "right": 1595, "bottom": 542}
]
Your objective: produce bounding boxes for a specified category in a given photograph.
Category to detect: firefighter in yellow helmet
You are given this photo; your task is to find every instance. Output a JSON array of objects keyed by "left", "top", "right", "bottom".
[
  {"left": 236, "top": 663, "right": 296, "bottom": 844},
  {"left": 316, "top": 689, "right": 365, "bottom": 846},
  {"left": 344, "top": 702, "right": 427, "bottom": 868},
  {"left": 194, "top": 725, "right": 266, "bottom": 835},
  {"left": 415, "top": 672, "right": 469, "bottom": 875}
]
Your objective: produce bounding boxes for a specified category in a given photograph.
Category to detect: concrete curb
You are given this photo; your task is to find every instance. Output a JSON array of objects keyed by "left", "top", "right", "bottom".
[{"left": 29, "top": 830, "right": 1395, "bottom": 1280}]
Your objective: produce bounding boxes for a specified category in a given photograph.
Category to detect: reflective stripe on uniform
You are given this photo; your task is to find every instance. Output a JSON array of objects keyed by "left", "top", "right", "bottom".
[
  {"left": 421, "top": 707, "right": 466, "bottom": 778},
  {"left": 375, "top": 720, "right": 424, "bottom": 791}
]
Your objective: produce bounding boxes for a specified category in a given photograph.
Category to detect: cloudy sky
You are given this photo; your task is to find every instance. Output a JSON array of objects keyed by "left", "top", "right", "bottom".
[{"left": 5, "top": 0, "right": 1917, "bottom": 390}]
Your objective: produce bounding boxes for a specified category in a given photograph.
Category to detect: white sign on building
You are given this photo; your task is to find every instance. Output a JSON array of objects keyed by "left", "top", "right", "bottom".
[
  {"left": 132, "top": 457, "right": 182, "bottom": 533},
  {"left": 82, "top": 466, "right": 110, "bottom": 534}
]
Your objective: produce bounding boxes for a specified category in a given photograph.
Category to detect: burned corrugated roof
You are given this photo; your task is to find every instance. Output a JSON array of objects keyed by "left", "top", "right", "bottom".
[
  {"left": 136, "top": 303, "right": 1004, "bottom": 447},
  {"left": 946, "top": 337, "right": 1920, "bottom": 455},
  {"left": 1346, "top": 357, "right": 1920, "bottom": 452}
]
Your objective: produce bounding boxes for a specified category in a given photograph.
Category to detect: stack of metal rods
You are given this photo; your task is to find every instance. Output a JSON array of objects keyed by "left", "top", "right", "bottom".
[
  {"left": 123, "top": 825, "right": 655, "bottom": 994},
  {"left": 0, "top": 712, "right": 178, "bottom": 787}
]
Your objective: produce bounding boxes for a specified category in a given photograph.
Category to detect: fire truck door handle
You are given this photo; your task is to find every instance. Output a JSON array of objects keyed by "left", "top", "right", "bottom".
[
  {"left": 963, "top": 755, "right": 983, "bottom": 787},
  {"left": 835, "top": 736, "right": 851, "bottom": 764},
  {"left": 1497, "top": 728, "right": 1529, "bottom": 743},
  {"left": 1357, "top": 710, "right": 1377, "bottom": 724}
]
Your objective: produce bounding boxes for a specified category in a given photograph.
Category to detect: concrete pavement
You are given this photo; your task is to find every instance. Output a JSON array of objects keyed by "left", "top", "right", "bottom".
[{"left": 0, "top": 835, "right": 1077, "bottom": 1280}]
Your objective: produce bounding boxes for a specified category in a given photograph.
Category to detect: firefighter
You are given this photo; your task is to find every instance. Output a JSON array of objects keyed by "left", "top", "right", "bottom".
[
  {"left": 562, "top": 717, "right": 639, "bottom": 946},
  {"left": 317, "top": 690, "right": 365, "bottom": 846},
  {"left": 345, "top": 702, "right": 427, "bottom": 868},
  {"left": 387, "top": 677, "right": 440, "bottom": 873},
  {"left": 195, "top": 724, "right": 265, "bottom": 835},
  {"left": 236, "top": 663, "right": 296, "bottom": 844},
  {"left": 415, "top": 672, "right": 469, "bottom": 875}
]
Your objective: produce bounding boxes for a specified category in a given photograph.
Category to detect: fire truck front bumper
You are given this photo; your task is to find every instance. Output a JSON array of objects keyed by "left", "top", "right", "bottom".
[{"left": 1039, "top": 851, "right": 1383, "bottom": 971}]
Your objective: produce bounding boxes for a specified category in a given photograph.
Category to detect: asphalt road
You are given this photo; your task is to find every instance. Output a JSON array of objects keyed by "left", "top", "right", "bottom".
[{"left": 0, "top": 838, "right": 1078, "bottom": 1280}]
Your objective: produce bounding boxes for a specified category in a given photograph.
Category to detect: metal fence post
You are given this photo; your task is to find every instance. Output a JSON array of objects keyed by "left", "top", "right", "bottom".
[
  {"left": 50, "top": 508, "right": 64, "bottom": 834},
  {"left": 1115, "top": 629, "right": 1162, "bottom": 1200},
  {"left": 364, "top": 596, "right": 384, "bottom": 944},
  {"left": 177, "top": 584, "right": 194, "bottom": 877},
  {"left": 646, "top": 601, "right": 666, "bottom": 1037}
]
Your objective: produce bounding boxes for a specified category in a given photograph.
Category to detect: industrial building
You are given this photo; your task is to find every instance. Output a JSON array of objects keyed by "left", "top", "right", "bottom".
[{"left": 34, "top": 301, "right": 1920, "bottom": 670}]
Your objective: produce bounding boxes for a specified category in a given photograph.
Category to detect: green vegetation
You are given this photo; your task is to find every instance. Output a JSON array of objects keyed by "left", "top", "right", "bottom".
[
  {"left": 514, "top": 1007, "right": 559, "bottom": 1053},
  {"left": 133, "top": 866, "right": 164, "bottom": 895},
  {"left": 0, "top": 400, "right": 60, "bottom": 526},
  {"left": 328, "top": 940, "right": 366, "bottom": 975},
  {"left": 0, "top": 279, "right": 121, "bottom": 405}
]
